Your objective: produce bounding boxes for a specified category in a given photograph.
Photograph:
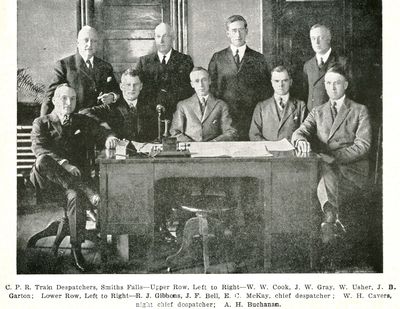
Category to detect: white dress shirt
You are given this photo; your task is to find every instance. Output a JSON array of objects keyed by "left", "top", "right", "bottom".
[
  {"left": 230, "top": 44, "right": 247, "bottom": 62},
  {"left": 158, "top": 49, "right": 172, "bottom": 64}
]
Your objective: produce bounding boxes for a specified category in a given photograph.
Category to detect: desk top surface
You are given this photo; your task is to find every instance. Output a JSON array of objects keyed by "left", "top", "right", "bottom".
[{"left": 97, "top": 149, "right": 320, "bottom": 164}]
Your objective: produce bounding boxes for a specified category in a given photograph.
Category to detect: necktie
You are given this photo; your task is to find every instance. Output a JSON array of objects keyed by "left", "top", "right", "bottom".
[
  {"left": 234, "top": 49, "right": 240, "bottom": 68},
  {"left": 331, "top": 101, "right": 338, "bottom": 119},
  {"left": 86, "top": 59, "right": 93, "bottom": 76},
  {"left": 62, "top": 114, "right": 71, "bottom": 126},
  {"left": 279, "top": 97, "right": 285, "bottom": 110},
  {"left": 161, "top": 55, "right": 166, "bottom": 66},
  {"left": 319, "top": 58, "right": 325, "bottom": 69},
  {"left": 200, "top": 97, "right": 206, "bottom": 116}
]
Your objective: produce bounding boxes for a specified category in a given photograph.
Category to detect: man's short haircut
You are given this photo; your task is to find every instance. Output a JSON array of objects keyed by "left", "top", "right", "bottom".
[
  {"left": 225, "top": 15, "right": 248, "bottom": 30},
  {"left": 78, "top": 25, "right": 97, "bottom": 38},
  {"left": 326, "top": 63, "right": 348, "bottom": 80},
  {"left": 271, "top": 65, "right": 291, "bottom": 78},
  {"left": 310, "top": 23, "right": 331, "bottom": 38},
  {"left": 191, "top": 66, "right": 209, "bottom": 75},
  {"left": 54, "top": 83, "right": 75, "bottom": 97},
  {"left": 121, "top": 68, "right": 142, "bottom": 82}
]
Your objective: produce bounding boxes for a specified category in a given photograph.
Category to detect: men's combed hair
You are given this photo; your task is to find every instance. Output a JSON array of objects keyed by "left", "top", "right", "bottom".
[
  {"left": 121, "top": 68, "right": 142, "bottom": 81},
  {"left": 191, "top": 66, "right": 208, "bottom": 74},
  {"left": 310, "top": 23, "right": 331, "bottom": 38},
  {"left": 225, "top": 15, "right": 248, "bottom": 29},
  {"left": 271, "top": 65, "right": 292, "bottom": 78},
  {"left": 326, "top": 63, "right": 348, "bottom": 80}
]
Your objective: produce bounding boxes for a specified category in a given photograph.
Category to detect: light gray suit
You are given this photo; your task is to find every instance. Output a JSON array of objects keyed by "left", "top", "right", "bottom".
[
  {"left": 170, "top": 94, "right": 238, "bottom": 142},
  {"left": 292, "top": 97, "right": 371, "bottom": 209},
  {"left": 249, "top": 96, "right": 306, "bottom": 141}
]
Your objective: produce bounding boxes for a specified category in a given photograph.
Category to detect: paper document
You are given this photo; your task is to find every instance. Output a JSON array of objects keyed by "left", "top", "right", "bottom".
[
  {"left": 188, "top": 142, "right": 273, "bottom": 158},
  {"left": 131, "top": 142, "right": 160, "bottom": 153},
  {"left": 264, "top": 138, "right": 295, "bottom": 151}
]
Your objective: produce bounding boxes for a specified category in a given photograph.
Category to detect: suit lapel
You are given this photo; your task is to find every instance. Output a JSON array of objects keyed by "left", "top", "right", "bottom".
[
  {"left": 75, "top": 54, "right": 92, "bottom": 80},
  {"left": 189, "top": 95, "right": 203, "bottom": 122},
  {"left": 268, "top": 98, "right": 281, "bottom": 124},
  {"left": 224, "top": 48, "right": 239, "bottom": 73},
  {"left": 237, "top": 47, "right": 251, "bottom": 73},
  {"left": 328, "top": 98, "right": 351, "bottom": 140},
  {"left": 278, "top": 97, "right": 297, "bottom": 130},
  {"left": 201, "top": 95, "right": 217, "bottom": 123},
  {"left": 49, "top": 112, "right": 62, "bottom": 137}
]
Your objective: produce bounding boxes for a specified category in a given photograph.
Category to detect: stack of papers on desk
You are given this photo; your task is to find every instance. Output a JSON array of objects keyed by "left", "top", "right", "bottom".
[{"left": 131, "top": 139, "right": 295, "bottom": 158}]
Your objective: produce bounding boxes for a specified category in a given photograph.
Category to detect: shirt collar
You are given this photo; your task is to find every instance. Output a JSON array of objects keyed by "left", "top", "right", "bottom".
[
  {"left": 331, "top": 94, "right": 345, "bottom": 111},
  {"left": 158, "top": 49, "right": 172, "bottom": 64},
  {"left": 274, "top": 93, "right": 290, "bottom": 108},
  {"left": 230, "top": 44, "right": 247, "bottom": 61},
  {"left": 80, "top": 53, "right": 94, "bottom": 66},
  {"left": 126, "top": 99, "right": 138, "bottom": 109},
  {"left": 198, "top": 95, "right": 209, "bottom": 103},
  {"left": 316, "top": 48, "right": 332, "bottom": 65}
]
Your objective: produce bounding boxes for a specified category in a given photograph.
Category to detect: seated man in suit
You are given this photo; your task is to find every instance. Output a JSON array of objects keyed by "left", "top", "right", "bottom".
[
  {"left": 292, "top": 65, "right": 371, "bottom": 245},
  {"left": 30, "top": 83, "right": 118, "bottom": 272},
  {"left": 80, "top": 68, "right": 157, "bottom": 142},
  {"left": 41, "top": 26, "right": 119, "bottom": 116},
  {"left": 249, "top": 65, "right": 306, "bottom": 141},
  {"left": 170, "top": 67, "right": 238, "bottom": 141}
]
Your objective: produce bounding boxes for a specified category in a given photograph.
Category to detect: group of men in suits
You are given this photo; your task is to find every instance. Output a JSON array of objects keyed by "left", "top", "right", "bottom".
[{"left": 30, "top": 16, "right": 372, "bottom": 271}]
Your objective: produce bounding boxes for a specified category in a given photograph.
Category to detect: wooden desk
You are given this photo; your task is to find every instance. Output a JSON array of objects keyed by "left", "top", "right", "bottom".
[{"left": 97, "top": 151, "right": 320, "bottom": 271}]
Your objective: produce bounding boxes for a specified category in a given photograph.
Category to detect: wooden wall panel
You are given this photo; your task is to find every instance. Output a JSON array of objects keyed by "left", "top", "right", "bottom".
[{"left": 103, "top": 5, "right": 162, "bottom": 30}]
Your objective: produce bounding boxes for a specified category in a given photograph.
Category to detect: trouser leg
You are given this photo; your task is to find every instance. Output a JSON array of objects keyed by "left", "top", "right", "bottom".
[
  {"left": 65, "top": 188, "right": 87, "bottom": 246},
  {"left": 317, "top": 162, "right": 339, "bottom": 216},
  {"left": 30, "top": 154, "right": 77, "bottom": 190}
]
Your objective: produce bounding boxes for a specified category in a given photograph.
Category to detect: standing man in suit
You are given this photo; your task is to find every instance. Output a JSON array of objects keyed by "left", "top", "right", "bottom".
[
  {"left": 208, "top": 15, "right": 272, "bottom": 140},
  {"left": 303, "top": 24, "right": 350, "bottom": 112},
  {"left": 80, "top": 69, "right": 157, "bottom": 142},
  {"left": 136, "top": 23, "right": 194, "bottom": 121},
  {"left": 292, "top": 65, "right": 371, "bottom": 244},
  {"left": 31, "top": 84, "right": 119, "bottom": 271},
  {"left": 41, "top": 25, "right": 119, "bottom": 116},
  {"left": 170, "top": 67, "right": 238, "bottom": 142},
  {"left": 249, "top": 65, "right": 306, "bottom": 141}
]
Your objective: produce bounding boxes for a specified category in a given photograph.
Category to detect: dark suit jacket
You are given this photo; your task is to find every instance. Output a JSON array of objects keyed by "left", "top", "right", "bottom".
[
  {"left": 292, "top": 98, "right": 371, "bottom": 186},
  {"left": 303, "top": 51, "right": 349, "bottom": 111},
  {"left": 42, "top": 53, "right": 119, "bottom": 116},
  {"left": 136, "top": 49, "right": 194, "bottom": 120},
  {"left": 31, "top": 112, "right": 112, "bottom": 177},
  {"left": 249, "top": 96, "right": 306, "bottom": 141},
  {"left": 170, "top": 94, "right": 238, "bottom": 142},
  {"left": 208, "top": 46, "right": 272, "bottom": 140},
  {"left": 80, "top": 96, "right": 157, "bottom": 142}
]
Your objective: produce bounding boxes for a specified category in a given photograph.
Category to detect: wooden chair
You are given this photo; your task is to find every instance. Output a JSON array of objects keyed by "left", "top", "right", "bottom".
[{"left": 166, "top": 181, "right": 234, "bottom": 273}]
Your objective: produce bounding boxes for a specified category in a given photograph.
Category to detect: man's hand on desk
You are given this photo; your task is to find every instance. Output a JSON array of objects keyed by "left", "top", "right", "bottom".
[
  {"left": 296, "top": 140, "right": 311, "bottom": 153},
  {"left": 105, "top": 136, "right": 119, "bottom": 149},
  {"left": 62, "top": 163, "right": 81, "bottom": 177}
]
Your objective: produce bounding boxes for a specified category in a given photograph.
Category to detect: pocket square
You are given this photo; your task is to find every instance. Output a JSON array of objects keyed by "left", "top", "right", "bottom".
[
  {"left": 74, "top": 129, "right": 81, "bottom": 135},
  {"left": 107, "top": 76, "right": 112, "bottom": 83},
  {"left": 212, "top": 119, "right": 218, "bottom": 124}
]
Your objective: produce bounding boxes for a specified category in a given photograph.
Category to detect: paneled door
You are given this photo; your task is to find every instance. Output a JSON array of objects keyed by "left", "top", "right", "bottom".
[{"left": 93, "top": 0, "right": 171, "bottom": 80}]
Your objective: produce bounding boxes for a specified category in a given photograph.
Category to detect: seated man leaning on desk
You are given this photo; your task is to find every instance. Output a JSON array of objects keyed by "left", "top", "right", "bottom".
[
  {"left": 170, "top": 66, "right": 238, "bottom": 142},
  {"left": 80, "top": 68, "right": 157, "bottom": 143},
  {"left": 30, "top": 84, "right": 118, "bottom": 272},
  {"left": 291, "top": 64, "right": 371, "bottom": 246},
  {"left": 249, "top": 65, "right": 307, "bottom": 141}
]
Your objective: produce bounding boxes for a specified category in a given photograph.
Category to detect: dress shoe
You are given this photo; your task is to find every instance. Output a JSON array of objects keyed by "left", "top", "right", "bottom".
[
  {"left": 155, "top": 225, "right": 176, "bottom": 243},
  {"left": 71, "top": 247, "right": 87, "bottom": 272},
  {"left": 321, "top": 222, "right": 336, "bottom": 244}
]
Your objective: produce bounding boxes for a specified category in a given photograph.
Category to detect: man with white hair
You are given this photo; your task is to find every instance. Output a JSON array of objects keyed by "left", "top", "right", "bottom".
[
  {"left": 303, "top": 24, "right": 350, "bottom": 112},
  {"left": 136, "top": 23, "right": 194, "bottom": 121},
  {"left": 41, "top": 25, "right": 119, "bottom": 116}
]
